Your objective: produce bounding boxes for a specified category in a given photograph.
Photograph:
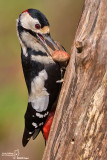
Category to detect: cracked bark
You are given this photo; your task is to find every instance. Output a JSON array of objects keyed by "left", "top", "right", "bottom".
[{"left": 42, "top": 0, "right": 107, "bottom": 159}]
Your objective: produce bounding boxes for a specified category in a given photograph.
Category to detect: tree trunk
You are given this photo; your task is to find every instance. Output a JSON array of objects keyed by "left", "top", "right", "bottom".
[{"left": 42, "top": 0, "right": 107, "bottom": 159}]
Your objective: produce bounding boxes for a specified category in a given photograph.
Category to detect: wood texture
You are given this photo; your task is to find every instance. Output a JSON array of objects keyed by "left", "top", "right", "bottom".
[{"left": 42, "top": 0, "right": 107, "bottom": 159}]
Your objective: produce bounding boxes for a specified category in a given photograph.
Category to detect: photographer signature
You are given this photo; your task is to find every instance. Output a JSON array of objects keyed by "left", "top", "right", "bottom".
[{"left": 1, "top": 149, "right": 29, "bottom": 159}]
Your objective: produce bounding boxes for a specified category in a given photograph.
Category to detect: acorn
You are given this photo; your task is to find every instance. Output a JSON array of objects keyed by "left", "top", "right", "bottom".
[{"left": 52, "top": 50, "right": 69, "bottom": 62}]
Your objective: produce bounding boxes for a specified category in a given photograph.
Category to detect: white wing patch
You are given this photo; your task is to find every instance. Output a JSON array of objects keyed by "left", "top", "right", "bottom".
[
  {"left": 31, "top": 96, "right": 49, "bottom": 112},
  {"left": 36, "top": 111, "right": 49, "bottom": 118},
  {"left": 36, "top": 113, "right": 44, "bottom": 118},
  {"left": 32, "top": 122, "right": 38, "bottom": 128},
  {"left": 43, "top": 111, "right": 49, "bottom": 117},
  {"left": 29, "top": 70, "right": 49, "bottom": 112}
]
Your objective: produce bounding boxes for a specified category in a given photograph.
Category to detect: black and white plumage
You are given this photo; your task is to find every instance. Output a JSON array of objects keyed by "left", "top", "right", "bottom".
[{"left": 17, "top": 9, "right": 65, "bottom": 146}]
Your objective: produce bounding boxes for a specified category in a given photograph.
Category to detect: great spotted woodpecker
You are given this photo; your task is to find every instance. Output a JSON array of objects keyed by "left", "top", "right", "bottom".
[{"left": 17, "top": 9, "right": 69, "bottom": 147}]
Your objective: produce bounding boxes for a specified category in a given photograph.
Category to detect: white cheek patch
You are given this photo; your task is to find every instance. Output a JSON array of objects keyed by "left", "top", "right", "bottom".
[
  {"left": 29, "top": 70, "right": 50, "bottom": 112},
  {"left": 20, "top": 12, "right": 40, "bottom": 31},
  {"left": 20, "top": 13, "right": 50, "bottom": 34},
  {"left": 21, "top": 32, "right": 46, "bottom": 53}
]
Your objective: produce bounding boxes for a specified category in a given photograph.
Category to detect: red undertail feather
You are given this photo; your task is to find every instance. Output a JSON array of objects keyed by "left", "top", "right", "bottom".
[{"left": 43, "top": 112, "right": 54, "bottom": 141}]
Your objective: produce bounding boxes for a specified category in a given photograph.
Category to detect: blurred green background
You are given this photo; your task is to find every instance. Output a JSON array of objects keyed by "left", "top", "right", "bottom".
[{"left": 0, "top": 0, "right": 84, "bottom": 160}]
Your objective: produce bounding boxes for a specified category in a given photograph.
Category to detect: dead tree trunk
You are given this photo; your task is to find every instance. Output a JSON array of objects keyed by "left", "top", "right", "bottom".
[{"left": 42, "top": 0, "right": 107, "bottom": 159}]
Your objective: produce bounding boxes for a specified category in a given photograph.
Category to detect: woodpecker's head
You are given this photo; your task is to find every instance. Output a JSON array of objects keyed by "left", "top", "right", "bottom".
[{"left": 17, "top": 9, "right": 59, "bottom": 56}]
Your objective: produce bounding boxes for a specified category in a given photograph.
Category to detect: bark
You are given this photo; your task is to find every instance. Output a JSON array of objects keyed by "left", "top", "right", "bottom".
[{"left": 42, "top": 0, "right": 107, "bottom": 159}]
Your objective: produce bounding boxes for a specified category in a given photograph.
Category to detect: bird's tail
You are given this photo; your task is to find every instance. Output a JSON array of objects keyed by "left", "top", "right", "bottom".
[{"left": 22, "top": 127, "right": 40, "bottom": 147}]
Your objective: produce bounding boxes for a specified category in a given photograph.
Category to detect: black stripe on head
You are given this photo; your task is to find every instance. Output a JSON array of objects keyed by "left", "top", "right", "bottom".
[{"left": 28, "top": 9, "right": 49, "bottom": 28}]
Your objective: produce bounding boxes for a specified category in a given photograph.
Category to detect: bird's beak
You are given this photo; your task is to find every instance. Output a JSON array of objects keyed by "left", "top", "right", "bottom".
[
  {"left": 44, "top": 34, "right": 60, "bottom": 53},
  {"left": 37, "top": 33, "right": 60, "bottom": 56}
]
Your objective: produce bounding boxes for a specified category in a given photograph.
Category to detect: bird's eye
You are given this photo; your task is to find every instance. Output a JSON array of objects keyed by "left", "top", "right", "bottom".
[{"left": 35, "top": 24, "right": 41, "bottom": 29}]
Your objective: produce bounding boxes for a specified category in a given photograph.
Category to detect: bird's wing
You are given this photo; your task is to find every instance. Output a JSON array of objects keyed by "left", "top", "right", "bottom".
[
  {"left": 22, "top": 127, "right": 40, "bottom": 146},
  {"left": 32, "top": 129, "right": 41, "bottom": 140},
  {"left": 22, "top": 102, "right": 41, "bottom": 147}
]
